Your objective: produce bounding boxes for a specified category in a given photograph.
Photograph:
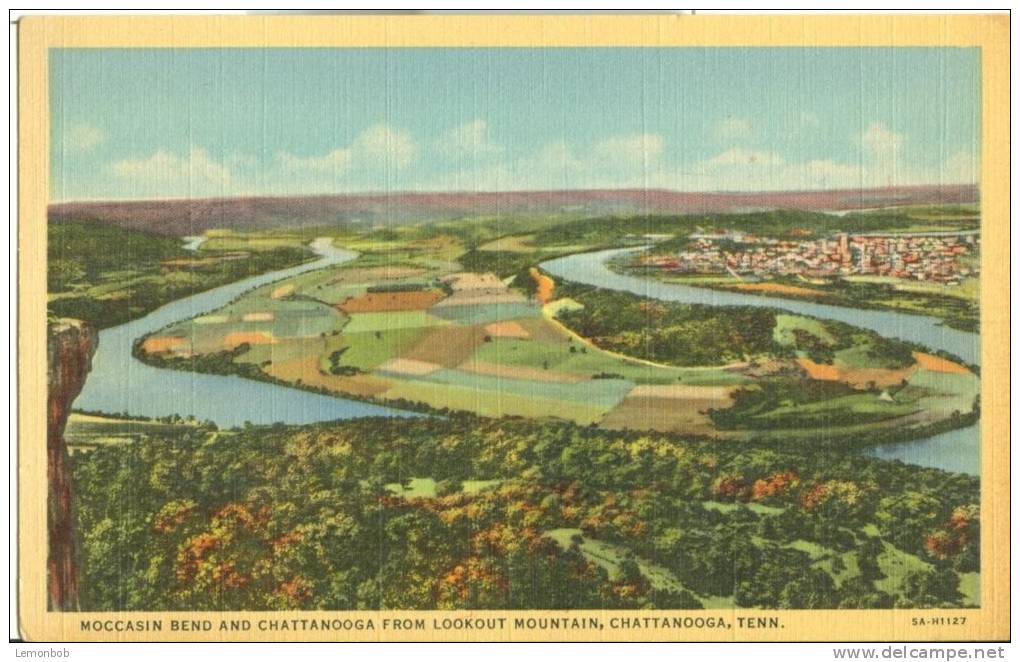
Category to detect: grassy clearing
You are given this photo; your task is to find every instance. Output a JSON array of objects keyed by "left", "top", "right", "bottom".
[
  {"left": 385, "top": 477, "right": 437, "bottom": 498},
  {"left": 383, "top": 477, "right": 504, "bottom": 500},
  {"left": 545, "top": 528, "right": 722, "bottom": 607},
  {"left": 773, "top": 314, "right": 836, "bottom": 346},
  {"left": 200, "top": 233, "right": 307, "bottom": 251},
  {"left": 418, "top": 368, "right": 634, "bottom": 407},
  {"left": 875, "top": 541, "right": 932, "bottom": 595},
  {"left": 958, "top": 572, "right": 980, "bottom": 606},
  {"left": 462, "top": 479, "right": 503, "bottom": 494},
  {"left": 340, "top": 327, "right": 431, "bottom": 372},
  {"left": 344, "top": 311, "right": 450, "bottom": 334},
  {"left": 755, "top": 393, "right": 917, "bottom": 425},
  {"left": 909, "top": 369, "right": 980, "bottom": 402},
  {"left": 470, "top": 336, "right": 748, "bottom": 386},
  {"left": 812, "top": 549, "right": 861, "bottom": 588},
  {"left": 65, "top": 413, "right": 210, "bottom": 451},
  {"left": 470, "top": 337, "right": 574, "bottom": 368},
  {"left": 545, "top": 529, "right": 678, "bottom": 588},
  {"left": 382, "top": 378, "right": 609, "bottom": 423},
  {"left": 785, "top": 539, "right": 830, "bottom": 560},
  {"left": 845, "top": 275, "right": 979, "bottom": 303}
]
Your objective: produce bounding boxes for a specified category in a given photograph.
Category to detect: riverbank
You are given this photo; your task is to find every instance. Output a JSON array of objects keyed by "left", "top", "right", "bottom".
[
  {"left": 71, "top": 234, "right": 981, "bottom": 474},
  {"left": 72, "top": 238, "right": 420, "bottom": 427},
  {"left": 48, "top": 221, "right": 317, "bottom": 329},
  {"left": 611, "top": 256, "right": 979, "bottom": 334},
  {"left": 541, "top": 248, "right": 981, "bottom": 475},
  {"left": 547, "top": 248, "right": 980, "bottom": 367}
]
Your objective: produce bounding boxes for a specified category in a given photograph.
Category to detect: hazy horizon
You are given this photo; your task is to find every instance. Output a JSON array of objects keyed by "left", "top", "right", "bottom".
[{"left": 48, "top": 183, "right": 980, "bottom": 207}]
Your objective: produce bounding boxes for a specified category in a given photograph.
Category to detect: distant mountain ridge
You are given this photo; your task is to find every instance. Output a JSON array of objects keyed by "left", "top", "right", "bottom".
[{"left": 48, "top": 185, "right": 979, "bottom": 237}]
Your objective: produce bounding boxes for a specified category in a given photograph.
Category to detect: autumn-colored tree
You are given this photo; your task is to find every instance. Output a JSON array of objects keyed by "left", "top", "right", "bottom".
[{"left": 751, "top": 471, "right": 799, "bottom": 502}]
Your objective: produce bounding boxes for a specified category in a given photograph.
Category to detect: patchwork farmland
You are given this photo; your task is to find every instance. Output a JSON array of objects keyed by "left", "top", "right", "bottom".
[{"left": 136, "top": 234, "right": 978, "bottom": 440}]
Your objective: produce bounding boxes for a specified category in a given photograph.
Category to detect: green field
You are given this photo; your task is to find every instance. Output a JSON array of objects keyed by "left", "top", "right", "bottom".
[
  {"left": 337, "top": 327, "right": 431, "bottom": 372},
  {"left": 383, "top": 378, "right": 609, "bottom": 423},
  {"left": 344, "top": 310, "right": 450, "bottom": 333},
  {"left": 773, "top": 314, "right": 836, "bottom": 346},
  {"left": 418, "top": 369, "right": 635, "bottom": 407},
  {"left": 124, "top": 210, "right": 978, "bottom": 442}
]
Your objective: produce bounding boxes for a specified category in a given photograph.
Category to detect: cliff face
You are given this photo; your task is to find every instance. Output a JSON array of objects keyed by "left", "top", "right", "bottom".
[{"left": 47, "top": 319, "right": 97, "bottom": 611}]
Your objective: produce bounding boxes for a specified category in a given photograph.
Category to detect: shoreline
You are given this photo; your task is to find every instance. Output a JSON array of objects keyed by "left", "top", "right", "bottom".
[
  {"left": 610, "top": 259, "right": 979, "bottom": 334},
  {"left": 79, "top": 235, "right": 979, "bottom": 468}
]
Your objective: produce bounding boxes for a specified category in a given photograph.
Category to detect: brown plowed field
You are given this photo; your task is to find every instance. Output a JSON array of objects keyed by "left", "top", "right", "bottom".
[
  {"left": 913, "top": 352, "right": 971, "bottom": 375},
  {"left": 600, "top": 385, "right": 734, "bottom": 437},
  {"left": 401, "top": 325, "right": 487, "bottom": 367},
  {"left": 224, "top": 331, "right": 275, "bottom": 349},
  {"left": 797, "top": 357, "right": 918, "bottom": 388},
  {"left": 339, "top": 290, "right": 444, "bottom": 313},
  {"left": 141, "top": 336, "right": 186, "bottom": 354}
]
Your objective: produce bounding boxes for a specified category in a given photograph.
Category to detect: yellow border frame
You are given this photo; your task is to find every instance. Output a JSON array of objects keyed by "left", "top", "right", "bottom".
[{"left": 17, "top": 14, "right": 1010, "bottom": 642}]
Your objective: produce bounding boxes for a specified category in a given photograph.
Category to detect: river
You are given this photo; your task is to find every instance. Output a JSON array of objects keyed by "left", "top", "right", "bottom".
[
  {"left": 72, "top": 240, "right": 979, "bottom": 474},
  {"left": 541, "top": 248, "right": 980, "bottom": 475},
  {"left": 74, "top": 238, "right": 419, "bottom": 428}
]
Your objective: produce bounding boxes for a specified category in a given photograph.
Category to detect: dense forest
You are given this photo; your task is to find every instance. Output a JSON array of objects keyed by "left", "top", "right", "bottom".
[
  {"left": 48, "top": 221, "right": 312, "bottom": 328},
  {"left": 54, "top": 208, "right": 981, "bottom": 612},
  {"left": 70, "top": 414, "right": 979, "bottom": 612},
  {"left": 552, "top": 283, "right": 914, "bottom": 369},
  {"left": 553, "top": 284, "right": 777, "bottom": 366}
]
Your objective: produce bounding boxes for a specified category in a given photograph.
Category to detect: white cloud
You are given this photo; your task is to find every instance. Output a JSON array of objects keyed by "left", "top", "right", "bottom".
[
  {"left": 351, "top": 123, "right": 417, "bottom": 168},
  {"left": 534, "top": 140, "right": 579, "bottom": 169},
  {"left": 88, "top": 120, "right": 975, "bottom": 199},
  {"left": 65, "top": 124, "right": 105, "bottom": 152},
  {"left": 715, "top": 117, "right": 752, "bottom": 140},
  {"left": 860, "top": 123, "right": 905, "bottom": 160},
  {"left": 593, "top": 133, "right": 663, "bottom": 165},
  {"left": 109, "top": 147, "right": 232, "bottom": 197},
  {"left": 276, "top": 124, "right": 417, "bottom": 180},
  {"left": 690, "top": 150, "right": 853, "bottom": 192},
  {"left": 938, "top": 149, "right": 978, "bottom": 185},
  {"left": 258, "top": 124, "right": 419, "bottom": 194},
  {"left": 437, "top": 119, "right": 501, "bottom": 159},
  {"left": 687, "top": 125, "right": 975, "bottom": 191},
  {"left": 420, "top": 133, "right": 667, "bottom": 193},
  {"left": 276, "top": 148, "right": 353, "bottom": 176},
  {"left": 856, "top": 123, "right": 907, "bottom": 187}
]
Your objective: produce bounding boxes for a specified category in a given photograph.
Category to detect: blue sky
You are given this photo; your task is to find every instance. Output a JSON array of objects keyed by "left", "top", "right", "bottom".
[{"left": 50, "top": 48, "right": 980, "bottom": 200}]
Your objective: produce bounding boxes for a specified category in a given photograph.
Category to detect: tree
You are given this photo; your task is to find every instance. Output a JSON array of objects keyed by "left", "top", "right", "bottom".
[
  {"left": 778, "top": 569, "right": 837, "bottom": 609},
  {"left": 899, "top": 568, "right": 961, "bottom": 608},
  {"left": 875, "top": 491, "right": 945, "bottom": 555}
]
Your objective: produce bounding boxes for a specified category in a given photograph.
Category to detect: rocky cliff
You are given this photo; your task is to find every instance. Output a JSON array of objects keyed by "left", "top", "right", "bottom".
[{"left": 47, "top": 318, "right": 97, "bottom": 611}]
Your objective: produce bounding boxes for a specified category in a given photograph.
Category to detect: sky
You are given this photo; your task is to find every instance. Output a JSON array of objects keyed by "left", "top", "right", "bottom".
[{"left": 50, "top": 47, "right": 980, "bottom": 201}]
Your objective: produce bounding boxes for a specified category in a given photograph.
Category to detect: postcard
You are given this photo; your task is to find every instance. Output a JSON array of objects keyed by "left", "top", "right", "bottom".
[{"left": 16, "top": 13, "right": 1009, "bottom": 642}]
